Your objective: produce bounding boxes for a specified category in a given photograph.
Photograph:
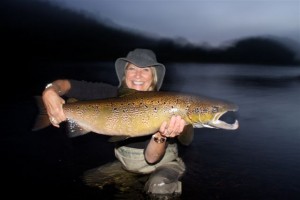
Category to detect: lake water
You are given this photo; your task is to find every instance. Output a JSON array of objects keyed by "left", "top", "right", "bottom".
[{"left": 1, "top": 62, "right": 300, "bottom": 199}]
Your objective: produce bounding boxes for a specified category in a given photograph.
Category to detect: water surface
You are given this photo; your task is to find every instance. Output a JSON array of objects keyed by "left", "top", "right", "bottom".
[{"left": 1, "top": 62, "right": 300, "bottom": 199}]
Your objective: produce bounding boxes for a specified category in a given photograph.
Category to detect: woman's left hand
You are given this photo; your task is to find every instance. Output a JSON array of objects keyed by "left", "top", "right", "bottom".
[{"left": 159, "top": 115, "right": 186, "bottom": 138}]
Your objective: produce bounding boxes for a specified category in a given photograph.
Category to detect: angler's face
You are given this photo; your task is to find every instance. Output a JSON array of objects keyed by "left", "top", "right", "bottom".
[{"left": 125, "top": 63, "right": 153, "bottom": 91}]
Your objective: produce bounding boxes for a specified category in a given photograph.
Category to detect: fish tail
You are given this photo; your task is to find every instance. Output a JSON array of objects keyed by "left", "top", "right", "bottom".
[{"left": 32, "top": 96, "right": 51, "bottom": 131}]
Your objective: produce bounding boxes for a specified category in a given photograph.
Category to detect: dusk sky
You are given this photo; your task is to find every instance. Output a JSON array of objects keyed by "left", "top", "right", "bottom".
[{"left": 46, "top": 0, "right": 300, "bottom": 47}]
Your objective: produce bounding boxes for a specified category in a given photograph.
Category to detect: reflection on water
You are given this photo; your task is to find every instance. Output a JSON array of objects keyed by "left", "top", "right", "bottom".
[{"left": 1, "top": 62, "right": 300, "bottom": 199}]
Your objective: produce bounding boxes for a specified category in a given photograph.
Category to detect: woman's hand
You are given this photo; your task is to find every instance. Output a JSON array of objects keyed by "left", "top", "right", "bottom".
[
  {"left": 145, "top": 115, "right": 186, "bottom": 163},
  {"left": 42, "top": 87, "right": 66, "bottom": 127},
  {"left": 159, "top": 115, "right": 186, "bottom": 138}
]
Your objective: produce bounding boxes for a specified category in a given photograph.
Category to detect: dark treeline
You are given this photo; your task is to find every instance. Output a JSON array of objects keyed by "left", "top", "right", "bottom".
[{"left": 2, "top": 0, "right": 299, "bottom": 65}]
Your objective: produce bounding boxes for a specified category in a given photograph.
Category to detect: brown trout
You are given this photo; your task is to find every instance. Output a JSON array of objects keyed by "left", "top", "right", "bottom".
[{"left": 33, "top": 90, "right": 239, "bottom": 139}]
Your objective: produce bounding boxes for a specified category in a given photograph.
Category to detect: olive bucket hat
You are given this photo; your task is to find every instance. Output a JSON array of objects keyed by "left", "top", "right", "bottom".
[{"left": 115, "top": 48, "right": 166, "bottom": 90}]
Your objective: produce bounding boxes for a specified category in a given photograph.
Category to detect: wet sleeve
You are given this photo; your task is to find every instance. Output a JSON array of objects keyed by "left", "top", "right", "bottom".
[{"left": 65, "top": 79, "right": 118, "bottom": 100}]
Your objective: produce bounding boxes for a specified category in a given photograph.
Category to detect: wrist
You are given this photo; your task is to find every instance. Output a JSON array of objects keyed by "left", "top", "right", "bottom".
[
  {"left": 152, "top": 133, "right": 167, "bottom": 144},
  {"left": 45, "top": 83, "right": 62, "bottom": 95}
]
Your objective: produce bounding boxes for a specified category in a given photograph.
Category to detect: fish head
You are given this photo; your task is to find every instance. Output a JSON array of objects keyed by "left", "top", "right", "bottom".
[{"left": 188, "top": 98, "right": 239, "bottom": 130}]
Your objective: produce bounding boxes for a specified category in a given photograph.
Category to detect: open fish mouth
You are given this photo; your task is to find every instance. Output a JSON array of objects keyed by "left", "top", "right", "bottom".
[
  {"left": 208, "top": 119, "right": 239, "bottom": 130},
  {"left": 208, "top": 111, "right": 239, "bottom": 130}
]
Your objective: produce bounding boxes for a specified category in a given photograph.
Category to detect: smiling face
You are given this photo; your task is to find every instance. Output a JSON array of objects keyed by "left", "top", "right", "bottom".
[{"left": 125, "top": 63, "right": 154, "bottom": 91}]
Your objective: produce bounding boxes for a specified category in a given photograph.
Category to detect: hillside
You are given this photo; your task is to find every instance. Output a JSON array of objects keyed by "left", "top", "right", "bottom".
[{"left": 2, "top": 0, "right": 299, "bottom": 65}]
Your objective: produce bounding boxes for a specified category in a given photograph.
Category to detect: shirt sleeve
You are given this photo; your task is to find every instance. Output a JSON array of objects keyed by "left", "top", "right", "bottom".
[{"left": 65, "top": 79, "right": 118, "bottom": 100}]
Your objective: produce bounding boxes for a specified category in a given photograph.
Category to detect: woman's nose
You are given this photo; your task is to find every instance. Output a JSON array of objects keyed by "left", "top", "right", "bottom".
[{"left": 134, "top": 69, "right": 142, "bottom": 77}]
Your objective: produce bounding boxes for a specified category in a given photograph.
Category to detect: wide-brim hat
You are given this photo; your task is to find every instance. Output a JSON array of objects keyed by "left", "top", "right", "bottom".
[{"left": 115, "top": 48, "right": 166, "bottom": 90}]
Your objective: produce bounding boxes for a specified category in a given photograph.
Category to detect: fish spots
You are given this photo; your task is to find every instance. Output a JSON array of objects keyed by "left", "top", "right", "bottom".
[
  {"left": 194, "top": 107, "right": 200, "bottom": 113},
  {"left": 191, "top": 106, "right": 212, "bottom": 114},
  {"left": 76, "top": 109, "right": 84, "bottom": 116}
]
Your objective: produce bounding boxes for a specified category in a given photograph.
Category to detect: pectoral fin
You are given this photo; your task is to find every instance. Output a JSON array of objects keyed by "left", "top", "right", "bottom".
[
  {"left": 108, "top": 136, "right": 129, "bottom": 142},
  {"left": 177, "top": 124, "right": 194, "bottom": 146}
]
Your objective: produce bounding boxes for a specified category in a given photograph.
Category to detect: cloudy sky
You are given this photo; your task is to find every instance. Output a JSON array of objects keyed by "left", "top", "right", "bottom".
[{"left": 47, "top": 0, "right": 299, "bottom": 47}]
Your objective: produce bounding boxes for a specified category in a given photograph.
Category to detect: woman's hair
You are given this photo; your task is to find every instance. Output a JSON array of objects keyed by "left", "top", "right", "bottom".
[{"left": 120, "top": 62, "right": 158, "bottom": 91}]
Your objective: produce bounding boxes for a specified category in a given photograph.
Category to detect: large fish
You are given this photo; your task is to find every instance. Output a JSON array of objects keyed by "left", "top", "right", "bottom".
[{"left": 33, "top": 90, "right": 239, "bottom": 143}]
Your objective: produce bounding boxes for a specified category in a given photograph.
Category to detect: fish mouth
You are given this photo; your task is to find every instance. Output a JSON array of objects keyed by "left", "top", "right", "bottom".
[{"left": 207, "top": 111, "right": 239, "bottom": 130}]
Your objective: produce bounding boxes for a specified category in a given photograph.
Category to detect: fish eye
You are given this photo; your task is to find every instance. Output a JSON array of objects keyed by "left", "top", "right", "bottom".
[{"left": 212, "top": 106, "right": 219, "bottom": 113}]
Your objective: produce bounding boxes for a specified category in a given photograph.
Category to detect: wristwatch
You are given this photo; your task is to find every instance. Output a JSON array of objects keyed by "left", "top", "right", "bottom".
[
  {"left": 45, "top": 83, "right": 54, "bottom": 89},
  {"left": 45, "top": 83, "right": 62, "bottom": 94}
]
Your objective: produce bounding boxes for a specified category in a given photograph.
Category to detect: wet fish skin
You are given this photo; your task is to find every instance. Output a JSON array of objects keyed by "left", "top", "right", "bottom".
[{"left": 33, "top": 90, "right": 239, "bottom": 138}]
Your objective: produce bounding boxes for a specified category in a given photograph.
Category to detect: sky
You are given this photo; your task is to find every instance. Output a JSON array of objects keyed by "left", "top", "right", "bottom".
[{"left": 46, "top": 0, "right": 299, "bottom": 47}]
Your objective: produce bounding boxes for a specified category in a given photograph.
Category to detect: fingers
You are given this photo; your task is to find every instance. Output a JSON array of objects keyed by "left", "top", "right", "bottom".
[
  {"left": 160, "top": 116, "right": 185, "bottom": 138},
  {"left": 47, "top": 103, "right": 65, "bottom": 127},
  {"left": 49, "top": 116, "right": 60, "bottom": 128},
  {"left": 43, "top": 91, "right": 66, "bottom": 128},
  {"left": 159, "top": 121, "right": 168, "bottom": 134}
]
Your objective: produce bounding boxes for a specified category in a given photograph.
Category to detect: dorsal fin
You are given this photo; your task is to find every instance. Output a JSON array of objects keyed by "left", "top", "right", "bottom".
[
  {"left": 67, "top": 97, "right": 79, "bottom": 103},
  {"left": 118, "top": 87, "right": 139, "bottom": 97}
]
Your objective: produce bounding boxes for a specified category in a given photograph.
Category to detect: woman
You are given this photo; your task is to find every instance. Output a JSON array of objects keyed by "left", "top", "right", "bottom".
[{"left": 42, "top": 48, "right": 186, "bottom": 197}]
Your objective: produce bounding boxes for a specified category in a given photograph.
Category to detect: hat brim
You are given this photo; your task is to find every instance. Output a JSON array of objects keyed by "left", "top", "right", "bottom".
[{"left": 115, "top": 58, "right": 165, "bottom": 90}]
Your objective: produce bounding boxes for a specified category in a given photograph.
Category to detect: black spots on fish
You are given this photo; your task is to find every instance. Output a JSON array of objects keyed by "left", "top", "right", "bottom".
[
  {"left": 192, "top": 106, "right": 219, "bottom": 114},
  {"left": 194, "top": 107, "right": 201, "bottom": 113},
  {"left": 139, "top": 102, "right": 146, "bottom": 108},
  {"left": 112, "top": 107, "right": 127, "bottom": 113},
  {"left": 192, "top": 107, "right": 208, "bottom": 114},
  {"left": 183, "top": 102, "right": 191, "bottom": 111},
  {"left": 149, "top": 99, "right": 161, "bottom": 104},
  {"left": 128, "top": 102, "right": 135, "bottom": 106},
  {"left": 90, "top": 104, "right": 100, "bottom": 112},
  {"left": 153, "top": 107, "right": 158, "bottom": 113},
  {"left": 75, "top": 106, "right": 84, "bottom": 115}
]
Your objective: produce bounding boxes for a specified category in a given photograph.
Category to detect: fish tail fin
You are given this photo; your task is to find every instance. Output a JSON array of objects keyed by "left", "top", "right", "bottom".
[{"left": 32, "top": 96, "right": 51, "bottom": 131}]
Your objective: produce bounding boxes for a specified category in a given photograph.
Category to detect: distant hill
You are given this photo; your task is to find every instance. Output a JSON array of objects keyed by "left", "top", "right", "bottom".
[{"left": 2, "top": 0, "right": 299, "bottom": 65}]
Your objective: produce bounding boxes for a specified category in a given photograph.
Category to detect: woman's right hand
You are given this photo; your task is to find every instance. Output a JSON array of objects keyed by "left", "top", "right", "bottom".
[{"left": 42, "top": 87, "right": 66, "bottom": 127}]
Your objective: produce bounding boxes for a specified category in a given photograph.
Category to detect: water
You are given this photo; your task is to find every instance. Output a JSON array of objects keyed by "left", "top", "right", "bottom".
[{"left": 1, "top": 62, "right": 300, "bottom": 199}]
